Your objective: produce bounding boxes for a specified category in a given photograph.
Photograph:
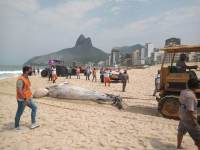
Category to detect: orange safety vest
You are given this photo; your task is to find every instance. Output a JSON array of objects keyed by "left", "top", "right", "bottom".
[{"left": 16, "top": 76, "right": 32, "bottom": 100}]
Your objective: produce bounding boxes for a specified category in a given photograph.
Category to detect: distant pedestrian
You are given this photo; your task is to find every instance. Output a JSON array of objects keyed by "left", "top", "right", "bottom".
[
  {"left": 67, "top": 67, "right": 72, "bottom": 79},
  {"left": 52, "top": 66, "right": 57, "bottom": 83},
  {"left": 37, "top": 67, "right": 40, "bottom": 75},
  {"left": 32, "top": 67, "right": 36, "bottom": 76},
  {"left": 85, "top": 67, "right": 91, "bottom": 80},
  {"left": 121, "top": 70, "right": 129, "bottom": 92},
  {"left": 100, "top": 67, "right": 104, "bottom": 83},
  {"left": 92, "top": 68, "right": 97, "bottom": 82},
  {"left": 76, "top": 67, "right": 80, "bottom": 79},
  {"left": 104, "top": 68, "right": 110, "bottom": 87},
  {"left": 177, "top": 79, "right": 200, "bottom": 149},
  {"left": 65, "top": 67, "right": 68, "bottom": 79},
  {"left": 48, "top": 66, "right": 52, "bottom": 81}
]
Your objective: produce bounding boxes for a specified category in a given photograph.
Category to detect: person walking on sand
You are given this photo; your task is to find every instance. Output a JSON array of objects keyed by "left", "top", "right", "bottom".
[
  {"left": 37, "top": 67, "right": 40, "bottom": 75},
  {"left": 177, "top": 79, "right": 200, "bottom": 150},
  {"left": 85, "top": 67, "right": 91, "bottom": 80},
  {"left": 121, "top": 70, "right": 129, "bottom": 92},
  {"left": 67, "top": 67, "right": 72, "bottom": 79},
  {"left": 92, "top": 68, "right": 97, "bottom": 82},
  {"left": 104, "top": 68, "right": 110, "bottom": 87},
  {"left": 76, "top": 67, "right": 80, "bottom": 79},
  {"left": 15, "top": 66, "right": 39, "bottom": 130},
  {"left": 100, "top": 67, "right": 104, "bottom": 83},
  {"left": 52, "top": 66, "right": 57, "bottom": 83},
  {"left": 32, "top": 66, "right": 35, "bottom": 76},
  {"left": 48, "top": 66, "right": 53, "bottom": 81}
]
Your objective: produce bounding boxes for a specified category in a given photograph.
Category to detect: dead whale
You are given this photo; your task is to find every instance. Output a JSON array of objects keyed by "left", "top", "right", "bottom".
[{"left": 33, "top": 82, "right": 123, "bottom": 109}]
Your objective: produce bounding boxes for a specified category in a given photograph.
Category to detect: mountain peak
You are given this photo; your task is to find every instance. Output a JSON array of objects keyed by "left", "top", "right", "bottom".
[
  {"left": 24, "top": 34, "right": 108, "bottom": 65},
  {"left": 75, "top": 34, "right": 93, "bottom": 48}
]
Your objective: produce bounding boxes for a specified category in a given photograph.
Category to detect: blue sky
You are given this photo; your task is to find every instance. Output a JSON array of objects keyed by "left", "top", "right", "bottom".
[{"left": 0, "top": 0, "right": 200, "bottom": 65}]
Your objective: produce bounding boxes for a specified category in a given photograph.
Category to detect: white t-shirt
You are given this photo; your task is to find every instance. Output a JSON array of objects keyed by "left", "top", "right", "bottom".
[
  {"left": 52, "top": 68, "right": 56, "bottom": 75},
  {"left": 104, "top": 71, "right": 109, "bottom": 77}
]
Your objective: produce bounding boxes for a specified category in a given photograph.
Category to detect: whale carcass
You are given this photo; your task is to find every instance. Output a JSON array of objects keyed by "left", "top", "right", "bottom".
[{"left": 33, "top": 83, "right": 123, "bottom": 109}]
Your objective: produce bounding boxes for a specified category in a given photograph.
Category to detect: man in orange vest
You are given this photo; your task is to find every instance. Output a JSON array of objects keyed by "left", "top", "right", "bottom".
[{"left": 15, "top": 66, "right": 39, "bottom": 130}]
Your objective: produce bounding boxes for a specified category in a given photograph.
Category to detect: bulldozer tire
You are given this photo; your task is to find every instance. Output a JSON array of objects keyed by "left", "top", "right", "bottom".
[
  {"left": 41, "top": 69, "right": 48, "bottom": 77},
  {"left": 158, "top": 96, "right": 180, "bottom": 120}
]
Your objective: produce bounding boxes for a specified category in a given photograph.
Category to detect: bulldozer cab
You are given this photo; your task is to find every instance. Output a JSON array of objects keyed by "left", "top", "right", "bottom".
[
  {"left": 156, "top": 45, "right": 200, "bottom": 120},
  {"left": 159, "top": 45, "right": 200, "bottom": 96}
]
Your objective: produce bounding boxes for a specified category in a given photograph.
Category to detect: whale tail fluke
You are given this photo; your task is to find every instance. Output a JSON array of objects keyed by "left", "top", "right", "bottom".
[
  {"left": 106, "top": 94, "right": 123, "bottom": 110},
  {"left": 112, "top": 96, "right": 123, "bottom": 109}
]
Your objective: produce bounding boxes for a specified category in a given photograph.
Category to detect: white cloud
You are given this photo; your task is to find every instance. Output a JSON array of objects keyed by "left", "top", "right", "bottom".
[
  {"left": 0, "top": 0, "right": 39, "bottom": 17},
  {"left": 94, "top": 6, "right": 200, "bottom": 50},
  {"left": 109, "top": 0, "right": 149, "bottom": 2},
  {"left": 32, "top": 0, "right": 104, "bottom": 30},
  {"left": 0, "top": 0, "right": 104, "bottom": 27},
  {"left": 126, "top": 6, "right": 200, "bottom": 30},
  {"left": 50, "top": 0, "right": 103, "bottom": 19},
  {"left": 111, "top": 6, "right": 121, "bottom": 15},
  {"left": 0, "top": 0, "right": 105, "bottom": 36},
  {"left": 0, "top": 0, "right": 106, "bottom": 64}
]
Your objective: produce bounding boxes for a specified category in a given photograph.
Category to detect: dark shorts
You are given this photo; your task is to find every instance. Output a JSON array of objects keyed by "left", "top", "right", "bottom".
[{"left": 178, "top": 120, "right": 200, "bottom": 146}]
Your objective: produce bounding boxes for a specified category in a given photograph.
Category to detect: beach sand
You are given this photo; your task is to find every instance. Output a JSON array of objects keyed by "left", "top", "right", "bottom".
[{"left": 0, "top": 64, "right": 199, "bottom": 150}]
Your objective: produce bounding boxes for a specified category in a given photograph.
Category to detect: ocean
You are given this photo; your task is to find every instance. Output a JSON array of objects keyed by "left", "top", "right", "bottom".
[{"left": 0, "top": 65, "right": 22, "bottom": 80}]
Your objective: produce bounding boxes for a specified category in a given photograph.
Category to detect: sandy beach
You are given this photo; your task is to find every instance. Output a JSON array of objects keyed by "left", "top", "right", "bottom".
[{"left": 0, "top": 65, "right": 199, "bottom": 150}]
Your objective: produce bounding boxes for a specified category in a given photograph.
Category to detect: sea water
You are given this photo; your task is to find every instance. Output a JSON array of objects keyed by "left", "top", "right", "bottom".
[{"left": 0, "top": 65, "right": 22, "bottom": 80}]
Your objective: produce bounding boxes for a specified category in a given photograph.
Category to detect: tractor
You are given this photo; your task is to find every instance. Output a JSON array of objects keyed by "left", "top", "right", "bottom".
[{"left": 155, "top": 45, "right": 200, "bottom": 121}]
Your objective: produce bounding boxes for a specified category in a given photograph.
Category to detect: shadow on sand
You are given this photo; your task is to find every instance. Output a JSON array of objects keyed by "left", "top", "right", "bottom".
[
  {"left": 0, "top": 122, "right": 31, "bottom": 132},
  {"left": 149, "top": 137, "right": 176, "bottom": 150},
  {"left": 125, "top": 105, "right": 160, "bottom": 117},
  {"left": 0, "top": 122, "right": 15, "bottom": 132}
]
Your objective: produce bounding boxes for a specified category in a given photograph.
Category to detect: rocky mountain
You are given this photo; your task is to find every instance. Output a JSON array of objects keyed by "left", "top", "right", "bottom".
[{"left": 24, "top": 34, "right": 108, "bottom": 65}]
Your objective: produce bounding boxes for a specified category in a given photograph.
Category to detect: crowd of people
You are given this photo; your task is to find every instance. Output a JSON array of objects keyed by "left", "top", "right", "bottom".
[
  {"left": 30, "top": 66, "right": 40, "bottom": 76},
  {"left": 46, "top": 65, "right": 129, "bottom": 91}
]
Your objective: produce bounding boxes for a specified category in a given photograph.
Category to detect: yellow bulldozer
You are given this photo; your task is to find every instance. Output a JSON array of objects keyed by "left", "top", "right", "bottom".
[{"left": 155, "top": 45, "right": 200, "bottom": 121}]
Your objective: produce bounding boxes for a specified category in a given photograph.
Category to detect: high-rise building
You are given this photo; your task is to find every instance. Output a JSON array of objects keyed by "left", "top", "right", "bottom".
[
  {"left": 145, "top": 43, "right": 154, "bottom": 64},
  {"left": 140, "top": 48, "right": 146, "bottom": 65},
  {"left": 165, "top": 38, "right": 181, "bottom": 47},
  {"left": 195, "top": 52, "right": 200, "bottom": 61},
  {"left": 145, "top": 43, "right": 154, "bottom": 57},
  {"left": 164, "top": 38, "right": 181, "bottom": 63},
  {"left": 132, "top": 49, "right": 141, "bottom": 65},
  {"left": 108, "top": 55, "right": 111, "bottom": 66},
  {"left": 189, "top": 52, "right": 200, "bottom": 62},
  {"left": 111, "top": 49, "right": 121, "bottom": 66},
  {"left": 151, "top": 48, "right": 162, "bottom": 64}
]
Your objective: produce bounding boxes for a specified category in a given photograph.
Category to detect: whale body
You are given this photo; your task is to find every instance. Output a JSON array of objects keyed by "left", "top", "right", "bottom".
[{"left": 33, "top": 82, "right": 123, "bottom": 109}]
